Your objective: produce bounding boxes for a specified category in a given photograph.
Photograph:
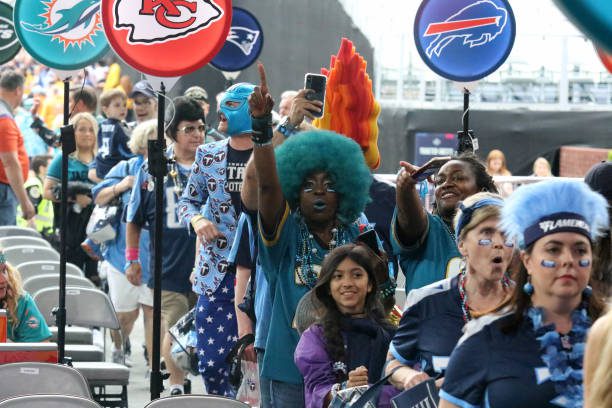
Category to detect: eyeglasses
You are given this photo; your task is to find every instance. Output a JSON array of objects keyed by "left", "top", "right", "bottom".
[{"left": 179, "top": 125, "right": 206, "bottom": 135}]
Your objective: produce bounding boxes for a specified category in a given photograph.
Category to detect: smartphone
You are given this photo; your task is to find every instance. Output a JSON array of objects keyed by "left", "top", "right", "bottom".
[
  {"left": 411, "top": 156, "right": 452, "bottom": 182},
  {"left": 356, "top": 229, "right": 381, "bottom": 256},
  {"left": 304, "top": 73, "right": 326, "bottom": 118}
]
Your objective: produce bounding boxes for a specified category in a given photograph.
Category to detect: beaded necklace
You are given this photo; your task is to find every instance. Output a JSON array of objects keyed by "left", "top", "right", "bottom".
[
  {"left": 527, "top": 306, "right": 590, "bottom": 408},
  {"left": 295, "top": 217, "right": 349, "bottom": 288},
  {"left": 167, "top": 156, "right": 189, "bottom": 197},
  {"left": 458, "top": 267, "right": 510, "bottom": 323}
]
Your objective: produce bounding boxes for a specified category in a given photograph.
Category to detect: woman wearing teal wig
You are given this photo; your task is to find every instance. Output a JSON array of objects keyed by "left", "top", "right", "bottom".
[{"left": 247, "top": 64, "right": 374, "bottom": 406}]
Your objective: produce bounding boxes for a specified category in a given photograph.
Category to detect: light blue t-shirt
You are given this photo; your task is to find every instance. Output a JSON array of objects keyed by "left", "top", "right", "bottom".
[
  {"left": 7, "top": 293, "right": 52, "bottom": 342},
  {"left": 392, "top": 210, "right": 462, "bottom": 292},
  {"left": 91, "top": 156, "right": 150, "bottom": 282},
  {"left": 258, "top": 205, "right": 365, "bottom": 384}
]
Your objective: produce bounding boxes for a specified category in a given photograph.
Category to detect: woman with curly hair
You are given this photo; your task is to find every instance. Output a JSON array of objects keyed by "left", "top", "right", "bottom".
[
  {"left": 439, "top": 180, "right": 608, "bottom": 408},
  {"left": 0, "top": 250, "right": 51, "bottom": 342},
  {"left": 394, "top": 154, "right": 498, "bottom": 292},
  {"left": 248, "top": 65, "right": 375, "bottom": 407},
  {"left": 295, "top": 243, "right": 397, "bottom": 408}
]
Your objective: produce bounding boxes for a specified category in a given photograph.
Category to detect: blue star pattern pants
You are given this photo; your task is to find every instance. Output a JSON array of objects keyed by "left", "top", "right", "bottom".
[{"left": 195, "top": 272, "right": 238, "bottom": 396}]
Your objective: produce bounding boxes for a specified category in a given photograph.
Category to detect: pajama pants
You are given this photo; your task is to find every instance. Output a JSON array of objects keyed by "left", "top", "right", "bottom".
[{"left": 195, "top": 273, "right": 238, "bottom": 396}]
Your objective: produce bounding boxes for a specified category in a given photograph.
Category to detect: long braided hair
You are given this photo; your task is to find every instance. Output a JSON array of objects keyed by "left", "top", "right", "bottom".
[{"left": 313, "top": 244, "right": 392, "bottom": 381}]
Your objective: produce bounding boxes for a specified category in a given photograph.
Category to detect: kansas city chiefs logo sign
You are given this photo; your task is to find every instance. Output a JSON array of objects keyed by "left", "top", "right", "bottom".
[{"left": 115, "top": 0, "right": 224, "bottom": 44}]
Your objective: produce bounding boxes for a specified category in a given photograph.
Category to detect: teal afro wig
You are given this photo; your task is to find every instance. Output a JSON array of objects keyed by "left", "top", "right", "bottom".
[{"left": 275, "top": 130, "right": 372, "bottom": 224}]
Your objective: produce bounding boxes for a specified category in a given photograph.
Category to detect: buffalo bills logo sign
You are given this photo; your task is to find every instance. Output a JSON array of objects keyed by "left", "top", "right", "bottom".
[
  {"left": 414, "top": 0, "right": 515, "bottom": 82},
  {"left": 14, "top": 0, "right": 109, "bottom": 70},
  {"left": 102, "top": 0, "right": 231, "bottom": 77},
  {"left": 211, "top": 7, "right": 263, "bottom": 72}
]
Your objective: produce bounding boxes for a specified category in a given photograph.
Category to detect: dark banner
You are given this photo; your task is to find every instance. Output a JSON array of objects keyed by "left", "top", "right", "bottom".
[{"left": 377, "top": 107, "right": 612, "bottom": 175}]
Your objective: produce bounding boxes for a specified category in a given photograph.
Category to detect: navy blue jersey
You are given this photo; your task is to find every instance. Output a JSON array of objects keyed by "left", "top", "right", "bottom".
[
  {"left": 126, "top": 156, "right": 195, "bottom": 293},
  {"left": 365, "top": 177, "right": 398, "bottom": 277},
  {"left": 95, "top": 118, "right": 133, "bottom": 179},
  {"left": 389, "top": 276, "right": 464, "bottom": 377},
  {"left": 441, "top": 314, "right": 562, "bottom": 408}
]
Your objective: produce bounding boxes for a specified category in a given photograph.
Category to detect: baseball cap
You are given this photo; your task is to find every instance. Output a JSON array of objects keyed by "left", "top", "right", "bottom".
[
  {"left": 184, "top": 86, "right": 209, "bottom": 103},
  {"left": 130, "top": 80, "right": 155, "bottom": 99},
  {"left": 584, "top": 160, "right": 612, "bottom": 202}
]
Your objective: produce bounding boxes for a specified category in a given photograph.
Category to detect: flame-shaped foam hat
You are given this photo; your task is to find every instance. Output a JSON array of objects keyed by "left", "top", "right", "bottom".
[{"left": 313, "top": 38, "right": 381, "bottom": 169}]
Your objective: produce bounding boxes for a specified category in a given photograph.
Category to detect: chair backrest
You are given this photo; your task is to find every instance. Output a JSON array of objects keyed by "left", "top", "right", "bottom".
[
  {"left": 0, "top": 395, "right": 100, "bottom": 408},
  {"left": 0, "top": 226, "right": 41, "bottom": 238},
  {"left": 24, "top": 274, "right": 95, "bottom": 295},
  {"left": 4, "top": 245, "right": 59, "bottom": 265},
  {"left": 0, "top": 362, "right": 91, "bottom": 401},
  {"left": 145, "top": 395, "right": 250, "bottom": 408},
  {"left": 33, "top": 287, "right": 120, "bottom": 330},
  {"left": 0, "top": 236, "right": 51, "bottom": 249},
  {"left": 16, "top": 261, "right": 84, "bottom": 281}
]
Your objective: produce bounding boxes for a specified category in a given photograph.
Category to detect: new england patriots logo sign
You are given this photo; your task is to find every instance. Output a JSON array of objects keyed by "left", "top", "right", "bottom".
[
  {"left": 414, "top": 0, "right": 515, "bottom": 82},
  {"left": 211, "top": 7, "right": 263, "bottom": 73}
]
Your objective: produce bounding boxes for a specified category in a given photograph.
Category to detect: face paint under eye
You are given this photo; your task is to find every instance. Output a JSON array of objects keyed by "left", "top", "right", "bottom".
[
  {"left": 578, "top": 259, "right": 591, "bottom": 267},
  {"left": 326, "top": 186, "right": 336, "bottom": 193},
  {"left": 504, "top": 240, "right": 514, "bottom": 248},
  {"left": 478, "top": 239, "right": 492, "bottom": 246},
  {"left": 541, "top": 260, "right": 557, "bottom": 268},
  {"left": 303, "top": 187, "right": 313, "bottom": 193}
]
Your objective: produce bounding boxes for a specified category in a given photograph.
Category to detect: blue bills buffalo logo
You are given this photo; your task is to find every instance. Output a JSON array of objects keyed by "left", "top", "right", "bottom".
[
  {"left": 102, "top": 0, "right": 231, "bottom": 77},
  {"left": 14, "top": 0, "right": 109, "bottom": 70},
  {"left": 414, "top": 0, "right": 515, "bottom": 82}
]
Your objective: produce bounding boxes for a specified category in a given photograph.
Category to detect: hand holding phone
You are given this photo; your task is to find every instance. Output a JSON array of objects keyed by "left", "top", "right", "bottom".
[
  {"left": 411, "top": 157, "right": 451, "bottom": 182},
  {"left": 304, "top": 73, "right": 326, "bottom": 118}
]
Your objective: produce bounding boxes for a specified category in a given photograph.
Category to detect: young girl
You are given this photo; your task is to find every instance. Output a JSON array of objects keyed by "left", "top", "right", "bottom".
[{"left": 294, "top": 243, "right": 397, "bottom": 408}]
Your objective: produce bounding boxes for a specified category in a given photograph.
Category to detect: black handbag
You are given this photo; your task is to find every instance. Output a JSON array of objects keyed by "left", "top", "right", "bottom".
[
  {"left": 391, "top": 379, "right": 439, "bottom": 408},
  {"left": 225, "top": 333, "right": 255, "bottom": 392}
]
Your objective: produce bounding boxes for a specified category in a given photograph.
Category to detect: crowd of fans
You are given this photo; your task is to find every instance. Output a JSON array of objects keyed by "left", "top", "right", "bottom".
[{"left": 0, "top": 53, "right": 611, "bottom": 408}]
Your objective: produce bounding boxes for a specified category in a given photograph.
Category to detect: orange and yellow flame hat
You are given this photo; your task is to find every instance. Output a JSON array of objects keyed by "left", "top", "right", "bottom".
[{"left": 313, "top": 38, "right": 381, "bottom": 170}]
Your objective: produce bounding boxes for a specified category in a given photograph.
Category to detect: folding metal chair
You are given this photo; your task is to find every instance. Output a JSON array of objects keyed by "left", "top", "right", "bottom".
[
  {"left": 33, "top": 287, "right": 130, "bottom": 408},
  {"left": 0, "top": 395, "right": 101, "bottom": 408},
  {"left": 0, "top": 236, "right": 51, "bottom": 249},
  {"left": 16, "top": 261, "right": 84, "bottom": 281},
  {"left": 24, "top": 274, "right": 95, "bottom": 295},
  {"left": 0, "top": 362, "right": 91, "bottom": 401},
  {"left": 0, "top": 226, "right": 41, "bottom": 238},
  {"left": 3, "top": 245, "right": 59, "bottom": 265},
  {"left": 145, "top": 395, "right": 250, "bottom": 408}
]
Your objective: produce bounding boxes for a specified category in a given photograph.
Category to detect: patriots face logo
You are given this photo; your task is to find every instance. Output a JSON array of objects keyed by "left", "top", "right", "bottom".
[
  {"left": 424, "top": 0, "right": 508, "bottom": 58},
  {"left": 226, "top": 26, "right": 260, "bottom": 56},
  {"left": 114, "top": 0, "right": 224, "bottom": 44},
  {"left": 207, "top": 178, "right": 217, "bottom": 191},
  {"left": 219, "top": 202, "right": 230, "bottom": 214},
  {"left": 203, "top": 154, "right": 214, "bottom": 167}
]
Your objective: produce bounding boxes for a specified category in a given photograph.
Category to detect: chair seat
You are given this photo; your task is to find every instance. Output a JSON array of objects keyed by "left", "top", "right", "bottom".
[
  {"left": 49, "top": 327, "right": 93, "bottom": 345},
  {"left": 65, "top": 345, "right": 104, "bottom": 362},
  {"left": 72, "top": 362, "right": 130, "bottom": 385}
]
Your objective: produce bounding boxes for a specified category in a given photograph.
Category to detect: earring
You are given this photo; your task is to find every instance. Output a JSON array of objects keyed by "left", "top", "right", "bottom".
[{"left": 523, "top": 276, "right": 534, "bottom": 295}]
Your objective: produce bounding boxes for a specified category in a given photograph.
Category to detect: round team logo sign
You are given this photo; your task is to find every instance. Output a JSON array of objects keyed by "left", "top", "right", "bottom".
[
  {"left": 414, "top": 0, "right": 516, "bottom": 82},
  {"left": 0, "top": 2, "right": 21, "bottom": 65},
  {"left": 210, "top": 7, "right": 264, "bottom": 72},
  {"left": 13, "top": 0, "right": 109, "bottom": 70},
  {"left": 102, "top": 0, "right": 232, "bottom": 77}
]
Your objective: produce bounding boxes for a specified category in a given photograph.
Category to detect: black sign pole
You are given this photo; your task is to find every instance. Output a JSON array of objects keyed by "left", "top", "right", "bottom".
[
  {"left": 457, "top": 87, "right": 474, "bottom": 154},
  {"left": 149, "top": 83, "right": 166, "bottom": 401},
  {"left": 57, "top": 78, "right": 76, "bottom": 363}
]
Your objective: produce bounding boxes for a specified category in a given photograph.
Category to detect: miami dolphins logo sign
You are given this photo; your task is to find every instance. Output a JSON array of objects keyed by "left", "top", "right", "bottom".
[
  {"left": 20, "top": 0, "right": 102, "bottom": 50},
  {"left": 14, "top": 0, "right": 109, "bottom": 70}
]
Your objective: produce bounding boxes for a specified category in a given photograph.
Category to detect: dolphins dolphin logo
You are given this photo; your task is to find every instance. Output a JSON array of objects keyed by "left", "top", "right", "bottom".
[{"left": 21, "top": 0, "right": 99, "bottom": 37}]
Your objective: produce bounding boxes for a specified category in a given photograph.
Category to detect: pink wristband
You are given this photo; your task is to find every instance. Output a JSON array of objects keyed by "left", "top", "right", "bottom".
[{"left": 125, "top": 247, "right": 139, "bottom": 261}]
